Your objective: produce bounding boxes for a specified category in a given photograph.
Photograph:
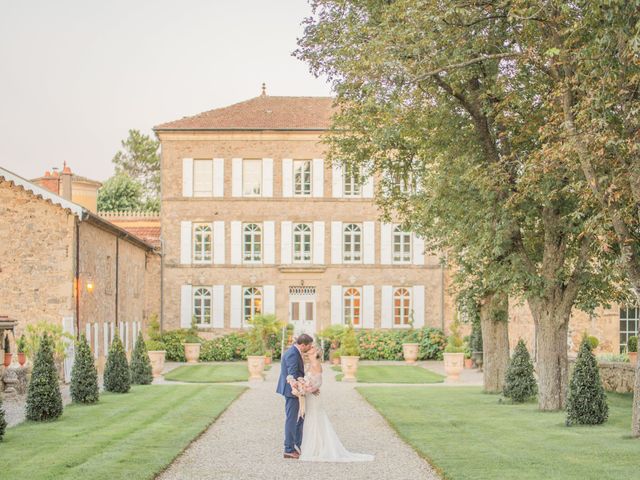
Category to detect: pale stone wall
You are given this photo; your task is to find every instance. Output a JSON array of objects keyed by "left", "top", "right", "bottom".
[
  {"left": 597, "top": 362, "right": 636, "bottom": 393},
  {"left": 144, "top": 251, "right": 161, "bottom": 323}
]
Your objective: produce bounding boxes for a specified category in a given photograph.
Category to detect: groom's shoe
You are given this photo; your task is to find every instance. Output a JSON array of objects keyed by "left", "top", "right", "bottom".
[
  {"left": 283, "top": 451, "right": 300, "bottom": 459},
  {"left": 294, "top": 445, "right": 301, "bottom": 454}
]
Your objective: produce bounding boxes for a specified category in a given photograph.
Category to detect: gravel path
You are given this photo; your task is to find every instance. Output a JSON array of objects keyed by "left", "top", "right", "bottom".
[
  {"left": 2, "top": 384, "right": 72, "bottom": 427},
  {"left": 157, "top": 364, "right": 440, "bottom": 480}
]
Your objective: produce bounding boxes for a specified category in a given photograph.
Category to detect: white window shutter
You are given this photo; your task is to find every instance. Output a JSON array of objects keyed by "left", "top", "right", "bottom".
[
  {"left": 312, "top": 158, "right": 324, "bottom": 197},
  {"left": 230, "top": 285, "right": 242, "bottom": 328},
  {"left": 413, "top": 234, "right": 425, "bottom": 265},
  {"left": 281, "top": 221, "right": 292, "bottom": 264},
  {"left": 213, "top": 285, "right": 225, "bottom": 328},
  {"left": 182, "top": 158, "right": 193, "bottom": 197},
  {"left": 282, "top": 159, "right": 293, "bottom": 197},
  {"left": 263, "top": 221, "right": 275, "bottom": 264},
  {"left": 312, "top": 221, "right": 325, "bottom": 264},
  {"left": 103, "top": 322, "right": 109, "bottom": 355},
  {"left": 363, "top": 221, "right": 375, "bottom": 264},
  {"left": 230, "top": 221, "right": 242, "bottom": 264},
  {"left": 180, "top": 221, "right": 192, "bottom": 265},
  {"left": 413, "top": 285, "right": 425, "bottom": 327},
  {"left": 362, "top": 175, "right": 374, "bottom": 198},
  {"left": 332, "top": 163, "right": 343, "bottom": 198},
  {"left": 213, "top": 158, "right": 224, "bottom": 197},
  {"left": 263, "top": 285, "right": 275, "bottom": 314},
  {"left": 85, "top": 323, "right": 91, "bottom": 343},
  {"left": 213, "top": 221, "right": 225, "bottom": 264},
  {"left": 181, "top": 285, "right": 193, "bottom": 328},
  {"left": 119, "top": 322, "right": 125, "bottom": 343},
  {"left": 262, "top": 158, "right": 273, "bottom": 197},
  {"left": 380, "top": 223, "right": 392, "bottom": 264},
  {"left": 381, "top": 286, "right": 393, "bottom": 328},
  {"left": 331, "top": 285, "right": 343, "bottom": 325},
  {"left": 232, "top": 158, "right": 242, "bottom": 197},
  {"left": 331, "top": 221, "right": 343, "bottom": 264},
  {"left": 362, "top": 285, "right": 375, "bottom": 329},
  {"left": 93, "top": 323, "right": 99, "bottom": 359}
]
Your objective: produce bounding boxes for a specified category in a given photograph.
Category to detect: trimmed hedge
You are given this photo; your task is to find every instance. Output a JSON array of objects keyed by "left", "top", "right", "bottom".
[
  {"left": 25, "top": 333, "right": 63, "bottom": 421},
  {"left": 70, "top": 334, "right": 99, "bottom": 404},
  {"left": 0, "top": 400, "right": 6, "bottom": 441},
  {"left": 158, "top": 329, "right": 191, "bottom": 362},
  {"left": 199, "top": 333, "right": 249, "bottom": 361},
  {"left": 357, "top": 328, "right": 446, "bottom": 361}
]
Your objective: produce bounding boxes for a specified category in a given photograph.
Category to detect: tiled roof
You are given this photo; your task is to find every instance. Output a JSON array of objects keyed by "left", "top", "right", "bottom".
[
  {"left": 117, "top": 226, "right": 161, "bottom": 249},
  {"left": 154, "top": 95, "right": 335, "bottom": 131}
]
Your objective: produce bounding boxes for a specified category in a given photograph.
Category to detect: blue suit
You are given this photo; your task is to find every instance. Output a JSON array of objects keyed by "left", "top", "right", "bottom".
[{"left": 276, "top": 345, "right": 305, "bottom": 453}]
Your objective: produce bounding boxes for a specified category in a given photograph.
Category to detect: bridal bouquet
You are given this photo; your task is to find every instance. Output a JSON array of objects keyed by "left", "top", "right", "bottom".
[{"left": 291, "top": 377, "right": 308, "bottom": 420}]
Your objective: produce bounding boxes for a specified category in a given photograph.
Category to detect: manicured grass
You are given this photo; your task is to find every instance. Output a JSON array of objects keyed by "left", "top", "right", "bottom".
[
  {"left": 331, "top": 365, "right": 445, "bottom": 383},
  {"left": 359, "top": 387, "right": 637, "bottom": 480},
  {"left": 1, "top": 384, "right": 245, "bottom": 480},
  {"left": 164, "top": 363, "right": 253, "bottom": 383}
]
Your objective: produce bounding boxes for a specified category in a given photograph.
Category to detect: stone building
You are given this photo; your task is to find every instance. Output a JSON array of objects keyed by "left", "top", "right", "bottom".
[
  {"left": 31, "top": 162, "right": 102, "bottom": 213},
  {"left": 0, "top": 166, "right": 160, "bottom": 376}
]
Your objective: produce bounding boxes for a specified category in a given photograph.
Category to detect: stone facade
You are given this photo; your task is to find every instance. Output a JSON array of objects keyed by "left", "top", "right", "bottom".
[{"left": 597, "top": 362, "right": 636, "bottom": 394}]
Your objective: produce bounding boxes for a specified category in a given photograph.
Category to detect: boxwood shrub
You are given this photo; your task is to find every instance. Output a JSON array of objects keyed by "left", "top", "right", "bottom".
[
  {"left": 158, "top": 329, "right": 191, "bottom": 362},
  {"left": 357, "top": 327, "right": 446, "bottom": 361}
]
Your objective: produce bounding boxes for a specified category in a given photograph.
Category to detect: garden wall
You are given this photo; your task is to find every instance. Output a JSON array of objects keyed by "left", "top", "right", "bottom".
[{"left": 598, "top": 362, "right": 636, "bottom": 393}]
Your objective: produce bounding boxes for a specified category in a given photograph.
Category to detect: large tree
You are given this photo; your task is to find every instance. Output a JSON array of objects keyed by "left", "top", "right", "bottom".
[
  {"left": 296, "top": 0, "right": 623, "bottom": 409},
  {"left": 113, "top": 129, "right": 160, "bottom": 206},
  {"left": 97, "top": 172, "right": 144, "bottom": 212}
]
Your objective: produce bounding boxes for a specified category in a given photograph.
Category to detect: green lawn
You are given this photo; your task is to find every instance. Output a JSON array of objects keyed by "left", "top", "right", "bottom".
[
  {"left": 1, "top": 384, "right": 245, "bottom": 480},
  {"left": 332, "top": 365, "right": 445, "bottom": 383},
  {"left": 359, "top": 387, "right": 637, "bottom": 480},
  {"left": 164, "top": 363, "right": 268, "bottom": 383}
]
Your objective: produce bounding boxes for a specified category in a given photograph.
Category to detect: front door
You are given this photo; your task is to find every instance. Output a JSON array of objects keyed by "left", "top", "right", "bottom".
[{"left": 289, "top": 286, "right": 316, "bottom": 336}]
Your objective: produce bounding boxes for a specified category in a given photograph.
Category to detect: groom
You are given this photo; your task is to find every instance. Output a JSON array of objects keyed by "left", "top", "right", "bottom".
[{"left": 276, "top": 333, "right": 314, "bottom": 459}]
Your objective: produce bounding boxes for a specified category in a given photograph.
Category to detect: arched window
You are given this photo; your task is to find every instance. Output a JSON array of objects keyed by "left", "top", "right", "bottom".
[
  {"left": 293, "top": 223, "right": 312, "bottom": 262},
  {"left": 343, "top": 287, "right": 361, "bottom": 326},
  {"left": 394, "top": 288, "right": 412, "bottom": 326},
  {"left": 393, "top": 225, "right": 412, "bottom": 263},
  {"left": 243, "top": 287, "right": 263, "bottom": 325},
  {"left": 193, "top": 224, "right": 212, "bottom": 263},
  {"left": 343, "top": 223, "right": 362, "bottom": 263},
  {"left": 193, "top": 287, "right": 212, "bottom": 325},
  {"left": 243, "top": 223, "right": 262, "bottom": 262}
]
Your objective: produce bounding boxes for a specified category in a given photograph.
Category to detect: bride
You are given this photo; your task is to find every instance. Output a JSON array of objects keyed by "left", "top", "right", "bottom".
[{"left": 299, "top": 345, "right": 374, "bottom": 462}]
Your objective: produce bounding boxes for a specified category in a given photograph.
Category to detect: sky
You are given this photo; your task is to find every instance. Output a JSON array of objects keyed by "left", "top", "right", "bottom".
[{"left": 0, "top": 0, "right": 332, "bottom": 182}]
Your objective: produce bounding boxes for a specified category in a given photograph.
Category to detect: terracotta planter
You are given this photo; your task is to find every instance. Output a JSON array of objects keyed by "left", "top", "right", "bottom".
[
  {"left": 183, "top": 343, "right": 201, "bottom": 364},
  {"left": 464, "top": 357, "right": 473, "bottom": 369},
  {"left": 340, "top": 355, "right": 360, "bottom": 382},
  {"left": 443, "top": 352, "right": 465, "bottom": 381},
  {"left": 629, "top": 351, "right": 638, "bottom": 366},
  {"left": 264, "top": 355, "right": 272, "bottom": 366},
  {"left": 402, "top": 343, "right": 420, "bottom": 364},
  {"left": 3, "top": 352, "right": 12, "bottom": 367},
  {"left": 148, "top": 350, "right": 166, "bottom": 378},
  {"left": 17, "top": 352, "right": 26, "bottom": 366},
  {"left": 247, "top": 355, "right": 266, "bottom": 381}
]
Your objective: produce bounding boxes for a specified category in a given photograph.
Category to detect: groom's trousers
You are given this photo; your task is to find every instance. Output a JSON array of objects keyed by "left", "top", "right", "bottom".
[{"left": 284, "top": 396, "right": 304, "bottom": 453}]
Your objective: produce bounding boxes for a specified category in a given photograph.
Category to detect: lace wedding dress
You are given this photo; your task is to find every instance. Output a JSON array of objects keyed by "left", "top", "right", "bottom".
[{"left": 299, "top": 371, "right": 374, "bottom": 462}]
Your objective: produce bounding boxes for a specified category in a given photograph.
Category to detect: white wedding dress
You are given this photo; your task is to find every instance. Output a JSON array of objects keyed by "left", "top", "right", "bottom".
[{"left": 299, "top": 371, "right": 374, "bottom": 462}]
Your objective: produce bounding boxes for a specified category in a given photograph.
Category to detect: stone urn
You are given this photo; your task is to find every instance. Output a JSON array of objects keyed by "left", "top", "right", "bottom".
[
  {"left": 629, "top": 351, "right": 638, "bottom": 366},
  {"left": 183, "top": 343, "right": 201, "bottom": 364},
  {"left": 443, "top": 352, "right": 465, "bottom": 381},
  {"left": 247, "top": 355, "right": 266, "bottom": 381},
  {"left": 148, "top": 350, "right": 166, "bottom": 378},
  {"left": 402, "top": 343, "right": 420, "bottom": 364},
  {"left": 340, "top": 356, "right": 360, "bottom": 382}
]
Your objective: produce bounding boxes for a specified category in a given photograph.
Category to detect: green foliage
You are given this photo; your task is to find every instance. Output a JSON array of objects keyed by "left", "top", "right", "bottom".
[
  {"left": 4, "top": 334, "right": 10, "bottom": 353},
  {"left": 245, "top": 318, "right": 267, "bottom": 356},
  {"left": 97, "top": 172, "right": 145, "bottom": 212},
  {"left": 444, "top": 321, "right": 465, "bottom": 354},
  {"left": 23, "top": 321, "right": 72, "bottom": 363},
  {"left": 17, "top": 334, "right": 26, "bottom": 353},
  {"left": 199, "top": 333, "right": 249, "bottom": 362},
  {"left": 318, "top": 324, "right": 346, "bottom": 358},
  {"left": 103, "top": 335, "right": 131, "bottom": 394},
  {"left": 25, "top": 333, "right": 63, "bottom": 421},
  {"left": 503, "top": 339, "right": 537, "bottom": 403},
  {"left": 587, "top": 336, "right": 600, "bottom": 350},
  {"left": 184, "top": 318, "right": 203, "bottom": 344},
  {"left": 596, "top": 353, "right": 629, "bottom": 363},
  {"left": 70, "top": 334, "right": 99, "bottom": 404},
  {"left": 356, "top": 328, "right": 446, "bottom": 361},
  {"left": 339, "top": 324, "right": 360, "bottom": 357},
  {"left": 130, "top": 332, "right": 153, "bottom": 385},
  {"left": 112, "top": 129, "right": 160, "bottom": 206},
  {"left": 158, "top": 329, "right": 190, "bottom": 361},
  {"left": 147, "top": 314, "right": 160, "bottom": 341},
  {"left": 0, "top": 400, "right": 6, "bottom": 441},
  {"left": 145, "top": 339, "right": 166, "bottom": 352},
  {"left": 567, "top": 338, "right": 609, "bottom": 426},
  {"left": 627, "top": 336, "right": 637, "bottom": 353},
  {"left": 470, "top": 312, "right": 483, "bottom": 353}
]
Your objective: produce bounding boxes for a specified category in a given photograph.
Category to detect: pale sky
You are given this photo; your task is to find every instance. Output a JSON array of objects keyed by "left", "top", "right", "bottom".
[{"left": 0, "top": 0, "right": 331, "bottom": 182}]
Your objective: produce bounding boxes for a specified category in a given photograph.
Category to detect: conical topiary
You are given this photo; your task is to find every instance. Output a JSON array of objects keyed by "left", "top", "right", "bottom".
[
  {"left": 70, "top": 334, "right": 99, "bottom": 404},
  {"left": 25, "top": 333, "right": 63, "bottom": 421},
  {"left": 130, "top": 331, "right": 153, "bottom": 385},
  {"left": 566, "top": 336, "right": 608, "bottom": 425},
  {"left": 0, "top": 400, "right": 7, "bottom": 441},
  {"left": 340, "top": 324, "right": 360, "bottom": 357},
  {"left": 103, "top": 334, "right": 131, "bottom": 393},
  {"left": 503, "top": 339, "right": 537, "bottom": 403}
]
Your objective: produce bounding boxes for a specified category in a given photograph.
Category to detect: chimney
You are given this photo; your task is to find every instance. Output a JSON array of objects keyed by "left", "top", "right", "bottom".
[
  {"left": 34, "top": 169, "right": 61, "bottom": 194},
  {"left": 60, "top": 161, "right": 73, "bottom": 201}
]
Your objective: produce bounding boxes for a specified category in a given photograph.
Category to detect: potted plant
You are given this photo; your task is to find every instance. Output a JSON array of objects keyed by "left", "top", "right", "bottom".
[
  {"left": 246, "top": 319, "right": 266, "bottom": 381},
  {"left": 182, "top": 318, "right": 202, "bottom": 364},
  {"left": 17, "top": 334, "right": 26, "bottom": 366},
  {"left": 319, "top": 325, "right": 344, "bottom": 365},
  {"left": 443, "top": 321, "right": 465, "bottom": 381},
  {"left": 3, "top": 334, "right": 12, "bottom": 367},
  {"left": 628, "top": 336, "right": 638, "bottom": 365},
  {"left": 339, "top": 324, "right": 360, "bottom": 382},
  {"left": 251, "top": 314, "right": 283, "bottom": 366},
  {"left": 146, "top": 339, "right": 166, "bottom": 378},
  {"left": 402, "top": 315, "right": 420, "bottom": 364}
]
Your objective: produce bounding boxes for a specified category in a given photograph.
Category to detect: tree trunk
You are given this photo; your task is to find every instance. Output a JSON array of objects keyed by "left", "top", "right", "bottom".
[
  {"left": 479, "top": 292, "right": 510, "bottom": 393},
  {"left": 529, "top": 300, "right": 570, "bottom": 411},
  {"left": 633, "top": 360, "right": 640, "bottom": 437}
]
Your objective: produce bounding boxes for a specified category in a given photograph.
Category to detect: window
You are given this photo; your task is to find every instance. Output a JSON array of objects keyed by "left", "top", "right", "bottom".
[
  {"left": 343, "top": 166, "right": 362, "bottom": 197},
  {"left": 243, "top": 223, "right": 262, "bottom": 262},
  {"left": 242, "top": 159, "right": 262, "bottom": 196},
  {"left": 343, "top": 223, "right": 362, "bottom": 263},
  {"left": 293, "top": 160, "right": 312, "bottom": 196},
  {"left": 193, "top": 159, "right": 213, "bottom": 196},
  {"left": 243, "top": 287, "right": 262, "bottom": 325},
  {"left": 193, "top": 224, "right": 212, "bottom": 263},
  {"left": 343, "top": 287, "right": 361, "bottom": 326},
  {"left": 394, "top": 288, "right": 412, "bottom": 326},
  {"left": 193, "top": 287, "right": 212, "bottom": 325},
  {"left": 293, "top": 223, "right": 312, "bottom": 263},
  {"left": 393, "top": 226, "right": 412, "bottom": 263},
  {"left": 620, "top": 306, "right": 639, "bottom": 352}
]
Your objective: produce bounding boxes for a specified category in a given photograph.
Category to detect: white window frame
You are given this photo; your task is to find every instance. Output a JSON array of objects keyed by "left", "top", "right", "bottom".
[
  {"left": 343, "top": 166, "right": 362, "bottom": 197},
  {"left": 343, "top": 287, "right": 362, "bottom": 327},
  {"left": 192, "top": 223, "right": 213, "bottom": 264},
  {"left": 193, "top": 287, "right": 212, "bottom": 326},
  {"left": 293, "top": 223, "right": 312, "bottom": 263},
  {"left": 393, "top": 287, "right": 412, "bottom": 327},
  {"left": 193, "top": 159, "right": 214, "bottom": 197},
  {"left": 620, "top": 305, "right": 639, "bottom": 353},
  {"left": 393, "top": 226, "right": 412, "bottom": 264},
  {"left": 343, "top": 223, "right": 362, "bottom": 263},
  {"left": 243, "top": 287, "right": 263, "bottom": 326},
  {"left": 243, "top": 223, "right": 262, "bottom": 263},
  {"left": 293, "top": 160, "right": 312, "bottom": 196},
  {"left": 242, "top": 159, "right": 262, "bottom": 197}
]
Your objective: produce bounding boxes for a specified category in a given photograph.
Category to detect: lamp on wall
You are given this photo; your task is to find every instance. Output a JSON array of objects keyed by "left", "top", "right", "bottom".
[{"left": 85, "top": 276, "right": 95, "bottom": 294}]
